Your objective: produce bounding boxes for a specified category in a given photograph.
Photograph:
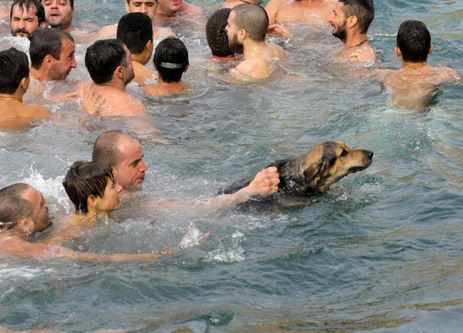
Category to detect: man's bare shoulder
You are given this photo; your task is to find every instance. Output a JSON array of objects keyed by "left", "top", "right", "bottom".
[
  {"left": 344, "top": 43, "right": 378, "bottom": 67},
  {"left": 266, "top": 42, "right": 287, "bottom": 59},
  {"left": 96, "top": 23, "right": 118, "bottom": 39},
  {"left": 153, "top": 26, "right": 176, "bottom": 39},
  {"left": 231, "top": 57, "right": 276, "bottom": 81}
]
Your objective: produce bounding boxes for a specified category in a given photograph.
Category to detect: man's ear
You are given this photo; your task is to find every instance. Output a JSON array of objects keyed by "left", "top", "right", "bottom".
[
  {"left": 17, "top": 217, "right": 34, "bottom": 235},
  {"left": 87, "top": 195, "right": 98, "bottom": 211},
  {"left": 183, "top": 64, "right": 189, "bottom": 73},
  {"left": 115, "top": 65, "right": 124, "bottom": 79},
  {"left": 44, "top": 54, "right": 55, "bottom": 68},
  {"left": 395, "top": 46, "right": 402, "bottom": 58},
  {"left": 238, "top": 28, "right": 246, "bottom": 42},
  {"left": 428, "top": 43, "right": 434, "bottom": 55},
  {"left": 146, "top": 40, "right": 153, "bottom": 55},
  {"left": 19, "top": 76, "right": 29, "bottom": 91},
  {"left": 347, "top": 15, "right": 358, "bottom": 28}
]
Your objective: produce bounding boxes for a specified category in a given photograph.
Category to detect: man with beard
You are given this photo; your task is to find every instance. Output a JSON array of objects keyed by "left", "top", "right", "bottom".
[
  {"left": 226, "top": 4, "right": 286, "bottom": 81},
  {"left": 41, "top": 0, "right": 74, "bottom": 32},
  {"left": 76, "top": 39, "right": 147, "bottom": 116},
  {"left": 10, "top": 0, "right": 47, "bottom": 39},
  {"left": 328, "top": 0, "right": 377, "bottom": 65}
]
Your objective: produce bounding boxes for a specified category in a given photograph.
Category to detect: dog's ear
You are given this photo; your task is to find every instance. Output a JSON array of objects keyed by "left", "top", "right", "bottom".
[{"left": 303, "top": 145, "right": 336, "bottom": 188}]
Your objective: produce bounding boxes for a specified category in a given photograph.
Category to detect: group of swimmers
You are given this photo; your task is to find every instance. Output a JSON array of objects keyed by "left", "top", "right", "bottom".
[{"left": 0, "top": 0, "right": 462, "bottom": 260}]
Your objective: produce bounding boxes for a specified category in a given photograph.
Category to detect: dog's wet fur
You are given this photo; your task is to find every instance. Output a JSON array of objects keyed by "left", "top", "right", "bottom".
[{"left": 219, "top": 141, "right": 373, "bottom": 204}]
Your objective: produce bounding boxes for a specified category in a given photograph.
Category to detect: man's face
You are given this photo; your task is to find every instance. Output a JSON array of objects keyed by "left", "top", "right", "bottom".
[
  {"left": 10, "top": 4, "right": 42, "bottom": 38},
  {"left": 41, "top": 0, "right": 74, "bottom": 30},
  {"left": 125, "top": 0, "right": 158, "bottom": 20},
  {"left": 21, "top": 187, "right": 52, "bottom": 233},
  {"left": 114, "top": 138, "right": 147, "bottom": 188},
  {"left": 95, "top": 175, "right": 123, "bottom": 213},
  {"left": 157, "top": 0, "right": 183, "bottom": 16},
  {"left": 122, "top": 45, "right": 135, "bottom": 85},
  {"left": 329, "top": 2, "right": 348, "bottom": 41},
  {"left": 50, "top": 38, "right": 77, "bottom": 80},
  {"left": 226, "top": 12, "right": 243, "bottom": 54}
]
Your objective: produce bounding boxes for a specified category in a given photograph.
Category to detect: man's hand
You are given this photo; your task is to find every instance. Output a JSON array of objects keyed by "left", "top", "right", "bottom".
[{"left": 242, "top": 166, "right": 280, "bottom": 197}]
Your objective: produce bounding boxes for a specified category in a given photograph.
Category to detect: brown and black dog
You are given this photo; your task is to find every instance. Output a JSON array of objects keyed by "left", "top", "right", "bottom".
[{"left": 219, "top": 141, "right": 373, "bottom": 198}]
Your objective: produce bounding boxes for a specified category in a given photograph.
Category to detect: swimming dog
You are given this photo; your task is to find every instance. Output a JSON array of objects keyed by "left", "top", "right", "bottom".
[{"left": 219, "top": 141, "right": 373, "bottom": 198}]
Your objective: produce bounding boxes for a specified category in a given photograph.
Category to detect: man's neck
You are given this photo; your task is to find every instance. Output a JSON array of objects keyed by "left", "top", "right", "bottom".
[
  {"left": 30, "top": 67, "right": 52, "bottom": 82},
  {"left": 243, "top": 40, "right": 267, "bottom": 60},
  {"left": 344, "top": 32, "right": 368, "bottom": 49},
  {"left": 96, "top": 80, "right": 127, "bottom": 92},
  {"left": 0, "top": 92, "right": 22, "bottom": 103}
]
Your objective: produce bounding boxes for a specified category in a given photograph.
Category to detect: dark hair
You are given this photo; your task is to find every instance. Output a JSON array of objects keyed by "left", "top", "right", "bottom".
[
  {"left": 339, "top": 0, "right": 374, "bottom": 34},
  {"left": 153, "top": 37, "right": 189, "bottom": 83},
  {"left": 29, "top": 28, "right": 74, "bottom": 69},
  {"left": 206, "top": 8, "right": 233, "bottom": 58},
  {"left": 231, "top": 4, "right": 268, "bottom": 42},
  {"left": 0, "top": 48, "right": 29, "bottom": 94},
  {"left": 397, "top": 20, "right": 431, "bottom": 63},
  {"left": 10, "top": 0, "right": 46, "bottom": 25},
  {"left": 0, "top": 183, "right": 33, "bottom": 230},
  {"left": 85, "top": 39, "right": 127, "bottom": 85},
  {"left": 117, "top": 13, "right": 153, "bottom": 55},
  {"left": 63, "top": 161, "right": 116, "bottom": 214}
]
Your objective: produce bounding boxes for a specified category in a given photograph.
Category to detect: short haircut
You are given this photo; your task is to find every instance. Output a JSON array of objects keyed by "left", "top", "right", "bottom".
[
  {"left": 231, "top": 4, "right": 268, "bottom": 42},
  {"left": 153, "top": 37, "right": 189, "bottom": 83},
  {"left": 397, "top": 20, "right": 431, "bottom": 63},
  {"left": 0, "top": 183, "right": 33, "bottom": 230},
  {"left": 339, "top": 0, "right": 374, "bottom": 34},
  {"left": 92, "top": 130, "right": 138, "bottom": 167},
  {"left": 10, "top": 0, "right": 46, "bottom": 25},
  {"left": 85, "top": 39, "right": 127, "bottom": 85},
  {"left": 63, "top": 161, "right": 116, "bottom": 214},
  {"left": 206, "top": 8, "right": 233, "bottom": 58},
  {"left": 0, "top": 48, "right": 30, "bottom": 94},
  {"left": 29, "top": 28, "right": 74, "bottom": 69},
  {"left": 117, "top": 12, "right": 153, "bottom": 55}
]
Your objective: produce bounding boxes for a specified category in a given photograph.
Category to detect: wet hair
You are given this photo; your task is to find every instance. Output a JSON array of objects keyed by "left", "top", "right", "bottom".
[
  {"left": 10, "top": 0, "right": 46, "bottom": 25},
  {"left": 0, "top": 183, "right": 33, "bottom": 230},
  {"left": 339, "top": 0, "right": 374, "bottom": 34},
  {"left": 117, "top": 12, "right": 153, "bottom": 55},
  {"left": 0, "top": 48, "right": 30, "bottom": 94},
  {"left": 29, "top": 28, "right": 74, "bottom": 69},
  {"left": 85, "top": 39, "right": 127, "bottom": 85},
  {"left": 206, "top": 8, "right": 233, "bottom": 58},
  {"left": 92, "top": 130, "right": 139, "bottom": 167},
  {"left": 231, "top": 4, "right": 268, "bottom": 42},
  {"left": 397, "top": 20, "right": 431, "bottom": 63},
  {"left": 153, "top": 37, "right": 189, "bottom": 83},
  {"left": 63, "top": 161, "right": 116, "bottom": 214}
]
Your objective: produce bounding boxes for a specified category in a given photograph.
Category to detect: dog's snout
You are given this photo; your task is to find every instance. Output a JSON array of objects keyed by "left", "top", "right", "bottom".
[{"left": 367, "top": 150, "right": 374, "bottom": 159}]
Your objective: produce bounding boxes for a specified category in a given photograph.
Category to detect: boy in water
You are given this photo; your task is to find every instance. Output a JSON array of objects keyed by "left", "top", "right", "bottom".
[{"left": 376, "top": 20, "right": 461, "bottom": 109}]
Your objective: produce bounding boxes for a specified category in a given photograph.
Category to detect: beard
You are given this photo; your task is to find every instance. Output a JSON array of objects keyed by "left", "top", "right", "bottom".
[
  {"left": 332, "top": 20, "right": 347, "bottom": 42},
  {"left": 228, "top": 33, "right": 243, "bottom": 55},
  {"left": 11, "top": 28, "right": 31, "bottom": 38}
]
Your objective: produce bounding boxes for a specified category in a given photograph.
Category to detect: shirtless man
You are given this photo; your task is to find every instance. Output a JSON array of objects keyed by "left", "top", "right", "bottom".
[
  {"left": 10, "top": 0, "right": 47, "bottom": 39},
  {"left": 154, "top": 0, "right": 203, "bottom": 27},
  {"left": 0, "top": 48, "right": 51, "bottom": 130},
  {"left": 328, "top": 0, "right": 377, "bottom": 66},
  {"left": 41, "top": 0, "right": 74, "bottom": 32},
  {"left": 96, "top": 0, "right": 173, "bottom": 40},
  {"left": 78, "top": 39, "right": 146, "bottom": 116},
  {"left": 222, "top": 0, "right": 262, "bottom": 9},
  {"left": 142, "top": 37, "right": 189, "bottom": 97},
  {"left": 116, "top": 12, "right": 157, "bottom": 86},
  {"left": 376, "top": 20, "right": 461, "bottom": 109},
  {"left": 226, "top": 4, "right": 286, "bottom": 81},
  {"left": 206, "top": 8, "right": 236, "bottom": 60},
  {"left": 265, "top": 0, "right": 335, "bottom": 25}
]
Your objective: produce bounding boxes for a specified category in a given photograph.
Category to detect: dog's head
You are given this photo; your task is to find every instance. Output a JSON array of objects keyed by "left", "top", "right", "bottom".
[{"left": 275, "top": 141, "right": 373, "bottom": 195}]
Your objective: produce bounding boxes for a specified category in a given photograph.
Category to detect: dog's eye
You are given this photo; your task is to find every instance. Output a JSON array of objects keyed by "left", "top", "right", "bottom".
[{"left": 340, "top": 149, "right": 348, "bottom": 157}]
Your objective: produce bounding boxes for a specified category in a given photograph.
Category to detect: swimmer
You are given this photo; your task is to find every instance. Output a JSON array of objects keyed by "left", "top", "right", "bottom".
[
  {"left": 142, "top": 37, "right": 189, "bottom": 97},
  {"left": 77, "top": 39, "right": 147, "bottom": 116},
  {"left": 375, "top": 20, "right": 462, "bottom": 109},
  {"left": 265, "top": 0, "right": 335, "bottom": 25},
  {"left": 41, "top": 0, "right": 74, "bottom": 32},
  {"left": 96, "top": 0, "right": 174, "bottom": 41},
  {"left": 0, "top": 183, "right": 176, "bottom": 261},
  {"left": 0, "top": 48, "right": 51, "bottom": 131},
  {"left": 206, "top": 8, "right": 236, "bottom": 61},
  {"left": 328, "top": 0, "right": 377, "bottom": 65},
  {"left": 116, "top": 13, "right": 157, "bottom": 86},
  {"left": 10, "top": 0, "right": 47, "bottom": 39},
  {"left": 154, "top": 0, "right": 203, "bottom": 29},
  {"left": 226, "top": 4, "right": 287, "bottom": 81}
]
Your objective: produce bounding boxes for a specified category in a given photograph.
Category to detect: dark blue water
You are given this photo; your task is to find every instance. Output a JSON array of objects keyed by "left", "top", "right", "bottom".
[{"left": 0, "top": 0, "right": 462, "bottom": 332}]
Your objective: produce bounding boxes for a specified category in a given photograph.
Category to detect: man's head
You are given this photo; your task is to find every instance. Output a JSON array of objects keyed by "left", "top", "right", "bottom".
[
  {"left": 41, "top": 0, "right": 74, "bottom": 31},
  {"left": 330, "top": 0, "right": 374, "bottom": 41},
  {"left": 29, "top": 28, "right": 77, "bottom": 80},
  {"left": 396, "top": 20, "right": 432, "bottom": 63},
  {"left": 63, "top": 161, "right": 122, "bottom": 215},
  {"left": 226, "top": 4, "right": 268, "bottom": 53},
  {"left": 157, "top": 0, "right": 183, "bottom": 16},
  {"left": 206, "top": 8, "right": 234, "bottom": 59},
  {"left": 92, "top": 131, "right": 147, "bottom": 188},
  {"left": 117, "top": 12, "right": 153, "bottom": 63},
  {"left": 10, "top": 0, "right": 46, "bottom": 38},
  {"left": 85, "top": 39, "right": 135, "bottom": 86},
  {"left": 153, "top": 37, "right": 189, "bottom": 83},
  {"left": 124, "top": 0, "right": 158, "bottom": 20},
  {"left": 0, "top": 48, "right": 30, "bottom": 95},
  {"left": 0, "top": 183, "right": 51, "bottom": 236}
]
